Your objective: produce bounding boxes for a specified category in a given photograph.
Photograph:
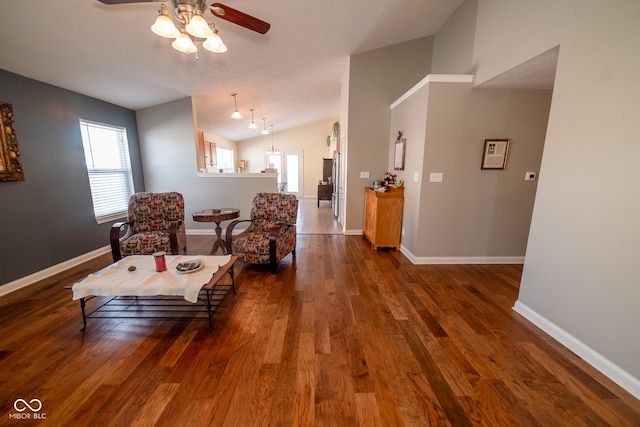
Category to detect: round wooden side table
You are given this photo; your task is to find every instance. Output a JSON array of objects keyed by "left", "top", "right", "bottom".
[{"left": 192, "top": 208, "right": 240, "bottom": 254}]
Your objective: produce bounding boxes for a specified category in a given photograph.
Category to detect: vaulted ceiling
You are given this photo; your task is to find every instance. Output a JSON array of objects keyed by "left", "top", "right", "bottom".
[{"left": 0, "top": 0, "right": 463, "bottom": 141}]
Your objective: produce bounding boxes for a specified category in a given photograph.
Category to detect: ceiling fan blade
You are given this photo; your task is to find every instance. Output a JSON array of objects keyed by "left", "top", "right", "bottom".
[
  {"left": 210, "top": 3, "right": 270, "bottom": 34},
  {"left": 97, "top": 0, "right": 159, "bottom": 4}
]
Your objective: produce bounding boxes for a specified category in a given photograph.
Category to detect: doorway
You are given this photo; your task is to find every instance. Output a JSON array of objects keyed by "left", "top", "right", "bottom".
[{"left": 265, "top": 149, "right": 303, "bottom": 198}]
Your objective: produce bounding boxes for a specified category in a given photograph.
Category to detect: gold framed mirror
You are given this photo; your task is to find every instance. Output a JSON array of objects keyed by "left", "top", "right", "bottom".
[{"left": 0, "top": 102, "right": 25, "bottom": 182}]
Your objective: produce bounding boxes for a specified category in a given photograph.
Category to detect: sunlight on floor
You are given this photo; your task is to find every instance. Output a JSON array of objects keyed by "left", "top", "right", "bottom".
[{"left": 296, "top": 198, "right": 343, "bottom": 235}]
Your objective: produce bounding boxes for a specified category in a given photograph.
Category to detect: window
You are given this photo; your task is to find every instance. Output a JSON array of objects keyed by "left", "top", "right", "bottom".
[
  {"left": 79, "top": 120, "right": 135, "bottom": 223},
  {"left": 216, "top": 146, "right": 234, "bottom": 173}
]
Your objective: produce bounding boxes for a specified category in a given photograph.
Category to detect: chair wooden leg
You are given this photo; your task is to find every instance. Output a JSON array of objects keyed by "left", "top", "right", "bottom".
[{"left": 269, "top": 234, "right": 278, "bottom": 274}]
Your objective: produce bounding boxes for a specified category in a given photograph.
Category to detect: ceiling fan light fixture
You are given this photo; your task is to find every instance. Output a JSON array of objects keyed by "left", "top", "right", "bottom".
[
  {"left": 202, "top": 31, "right": 226, "bottom": 53},
  {"left": 172, "top": 31, "right": 197, "bottom": 54},
  {"left": 186, "top": 14, "right": 214, "bottom": 38},
  {"left": 231, "top": 93, "right": 243, "bottom": 119},
  {"left": 151, "top": 13, "right": 180, "bottom": 38}
]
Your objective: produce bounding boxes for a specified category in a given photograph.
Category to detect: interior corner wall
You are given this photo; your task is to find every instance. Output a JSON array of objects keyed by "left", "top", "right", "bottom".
[
  {"left": 345, "top": 37, "right": 433, "bottom": 232},
  {"left": 389, "top": 85, "right": 429, "bottom": 254},
  {"left": 417, "top": 82, "right": 551, "bottom": 259}
]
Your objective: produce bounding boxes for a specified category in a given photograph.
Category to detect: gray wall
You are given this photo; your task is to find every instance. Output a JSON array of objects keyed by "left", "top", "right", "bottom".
[
  {"left": 136, "top": 98, "right": 277, "bottom": 231},
  {"left": 0, "top": 69, "right": 143, "bottom": 286},
  {"left": 420, "top": 83, "right": 549, "bottom": 258},
  {"left": 345, "top": 37, "right": 433, "bottom": 232},
  {"left": 431, "top": 0, "right": 478, "bottom": 74},
  {"left": 473, "top": 0, "right": 640, "bottom": 391}
]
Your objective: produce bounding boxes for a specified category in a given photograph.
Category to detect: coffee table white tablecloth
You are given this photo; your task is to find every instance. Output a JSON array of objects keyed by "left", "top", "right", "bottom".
[{"left": 72, "top": 255, "right": 232, "bottom": 303}]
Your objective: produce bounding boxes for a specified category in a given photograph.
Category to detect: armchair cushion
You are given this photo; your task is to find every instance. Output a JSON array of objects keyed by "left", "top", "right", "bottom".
[{"left": 110, "top": 192, "right": 187, "bottom": 261}]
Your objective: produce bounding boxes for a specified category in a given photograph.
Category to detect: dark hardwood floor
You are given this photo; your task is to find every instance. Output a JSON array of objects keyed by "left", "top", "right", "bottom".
[{"left": 1, "top": 232, "right": 639, "bottom": 426}]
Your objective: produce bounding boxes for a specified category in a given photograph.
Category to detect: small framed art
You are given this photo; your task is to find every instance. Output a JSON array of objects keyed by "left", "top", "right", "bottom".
[{"left": 481, "top": 139, "right": 510, "bottom": 170}]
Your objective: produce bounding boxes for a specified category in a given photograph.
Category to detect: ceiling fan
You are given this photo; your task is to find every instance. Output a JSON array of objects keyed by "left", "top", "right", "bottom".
[{"left": 98, "top": 0, "right": 271, "bottom": 35}]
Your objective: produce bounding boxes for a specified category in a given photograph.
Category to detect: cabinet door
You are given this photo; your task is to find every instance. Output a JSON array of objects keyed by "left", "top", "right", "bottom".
[
  {"left": 364, "top": 191, "right": 377, "bottom": 241},
  {"left": 204, "top": 141, "right": 217, "bottom": 168}
]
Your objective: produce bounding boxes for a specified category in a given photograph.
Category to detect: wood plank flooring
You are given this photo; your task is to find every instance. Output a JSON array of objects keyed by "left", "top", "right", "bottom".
[{"left": 1, "top": 233, "right": 639, "bottom": 426}]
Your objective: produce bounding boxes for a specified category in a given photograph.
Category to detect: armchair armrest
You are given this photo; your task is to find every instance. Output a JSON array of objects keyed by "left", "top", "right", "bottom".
[
  {"left": 225, "top": 219, "right": 253, "bottom": 254},
  {"left": 110, "top": 221, "right": 132, "bottom": 262},
  {"left": 168, "top": 219, "right": 185, "bottom": 256}
]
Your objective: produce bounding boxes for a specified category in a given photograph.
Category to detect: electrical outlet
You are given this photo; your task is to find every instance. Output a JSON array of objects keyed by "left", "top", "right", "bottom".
[
  {"left": 525, "top": 171, "right": 536, "bottom": 181},
  {"left": 402, "top": 227, "right": 405, "bottom": 236}
]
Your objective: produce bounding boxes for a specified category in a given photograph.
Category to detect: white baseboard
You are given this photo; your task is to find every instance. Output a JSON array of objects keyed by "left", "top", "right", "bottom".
[
  {"left": 186, "top": 229, "right": 216, "bottom": 235},
  {"left": 344, "top": 229, "right": 363, "bottom": 236},
  {"left": 0, "top": 246, "right": 111, "bottom": 298},
  {"left": 513, "top": 300, "right": 640, "bottom": 400},
  {"left": 400, "top": 245, "right": 524, "bottom": 264}
]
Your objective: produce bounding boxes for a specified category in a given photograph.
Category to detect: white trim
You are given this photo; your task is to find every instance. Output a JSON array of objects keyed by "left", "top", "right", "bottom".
[
  {"left": 196, "top": 172, "right": 278, "bottom": 178},
  {"left": 391, "top": 74, "right": 474, "bottom": 109},
  {"left": 0, "top": 246, "right": 111, "bottom": 298},
  {"left": 344, "top": 229, "right": 363, "bottom": 236},
  {"left": 399, "top": 246, "right": 523, "bottom": 264},
  {"left": 513, "top": 300, "right": 640, "bottom": 400}
]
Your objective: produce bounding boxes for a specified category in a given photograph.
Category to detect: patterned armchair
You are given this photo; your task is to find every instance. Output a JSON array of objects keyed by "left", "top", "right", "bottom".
[
  {"left": 225, "top": 192, "right": 298, "bottom": 274},
  {"left": 110, "top": 192, "right": 187, "bottom": 262}
]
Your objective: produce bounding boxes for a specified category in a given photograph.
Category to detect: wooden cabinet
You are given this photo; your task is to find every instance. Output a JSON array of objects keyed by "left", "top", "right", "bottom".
[
  {"left": 322, "top": 158, "right": 333, "bottom": 181},
  {"left": 363, "top": 187, "right": 404, "bottom": 250},
  {"left": 317, "top": 184, "right": 332, "bottom": 207}
]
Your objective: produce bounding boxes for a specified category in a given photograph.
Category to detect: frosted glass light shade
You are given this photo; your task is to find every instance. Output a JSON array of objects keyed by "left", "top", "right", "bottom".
[
  {"left": 151, "top": 15, "right": 180, "bottom": 38},
  {"left": 186, "top": 15, "right": 214, "bottom": 38},
  {"left": 231, "top": 110, "right": 243, "bottom": 119},
  {"left": 172, "top": 32, "right": 197, "bottom": 54},
  {"left": 203, "top": 33, "right": 227, "bottom": 53}
]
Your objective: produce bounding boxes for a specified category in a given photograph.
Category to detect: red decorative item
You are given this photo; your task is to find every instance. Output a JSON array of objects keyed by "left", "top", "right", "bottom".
[{"left": 153, "top": 251, "right": 167, "bottom": 272}]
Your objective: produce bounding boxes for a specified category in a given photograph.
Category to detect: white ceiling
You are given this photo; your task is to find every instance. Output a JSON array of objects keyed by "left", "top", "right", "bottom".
[{"left": 0, "top": 0, "right": 463, "bottom": 141}]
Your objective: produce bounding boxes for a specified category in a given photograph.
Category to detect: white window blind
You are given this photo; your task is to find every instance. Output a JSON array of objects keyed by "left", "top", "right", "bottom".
[{"left": 79, "top": 120, "right": 134, "bottom": 224}]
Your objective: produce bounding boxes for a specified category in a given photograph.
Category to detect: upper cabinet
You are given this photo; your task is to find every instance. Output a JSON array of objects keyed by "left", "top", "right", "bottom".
[{"left": 196, "top": 130, "right": 217, "bottom": 172}]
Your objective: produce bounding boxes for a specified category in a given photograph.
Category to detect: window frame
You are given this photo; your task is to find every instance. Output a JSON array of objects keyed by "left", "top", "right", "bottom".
[{"left": 79, "top": 119, "right": 135, "bottom": 224}]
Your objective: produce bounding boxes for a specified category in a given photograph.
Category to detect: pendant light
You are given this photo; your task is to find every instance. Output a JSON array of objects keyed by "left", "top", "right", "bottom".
[
  {"left": 261, "top": 118, "right": 269, "bottom": 135},
  {"left": 265, "top": 124, "right": 280, "bottom": 155},
  {"left": 248, "top": 108, "right": 258, "bottom": 129},
  {"left": 231, "top": 93, "right": 242, "bottom": 119}
]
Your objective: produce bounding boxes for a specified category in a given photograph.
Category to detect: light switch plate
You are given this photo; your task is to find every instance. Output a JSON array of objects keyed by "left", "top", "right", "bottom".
[
  {"left": 430, "top": 172, "right": 443, "bottom": 182},
  {"left": 360, "top": 171, "right": 369, "bottom": 178},
  {"left": 525, "top": 171, "right": 536, "bottom": 181},
  {"left": 413, "top": 172, "right": 419, "bottom": 182}
]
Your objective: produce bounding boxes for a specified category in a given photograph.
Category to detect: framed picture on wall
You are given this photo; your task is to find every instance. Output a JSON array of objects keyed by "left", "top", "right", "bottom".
[
  {"left": 394, "top": 131, "right": 406, "bottom": 170},
  {"left": 0, "top": 102, "right": 25, "bottom": 182},
  {"left": 481, "top": 139, "right": 510, "bottom": 170}
]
